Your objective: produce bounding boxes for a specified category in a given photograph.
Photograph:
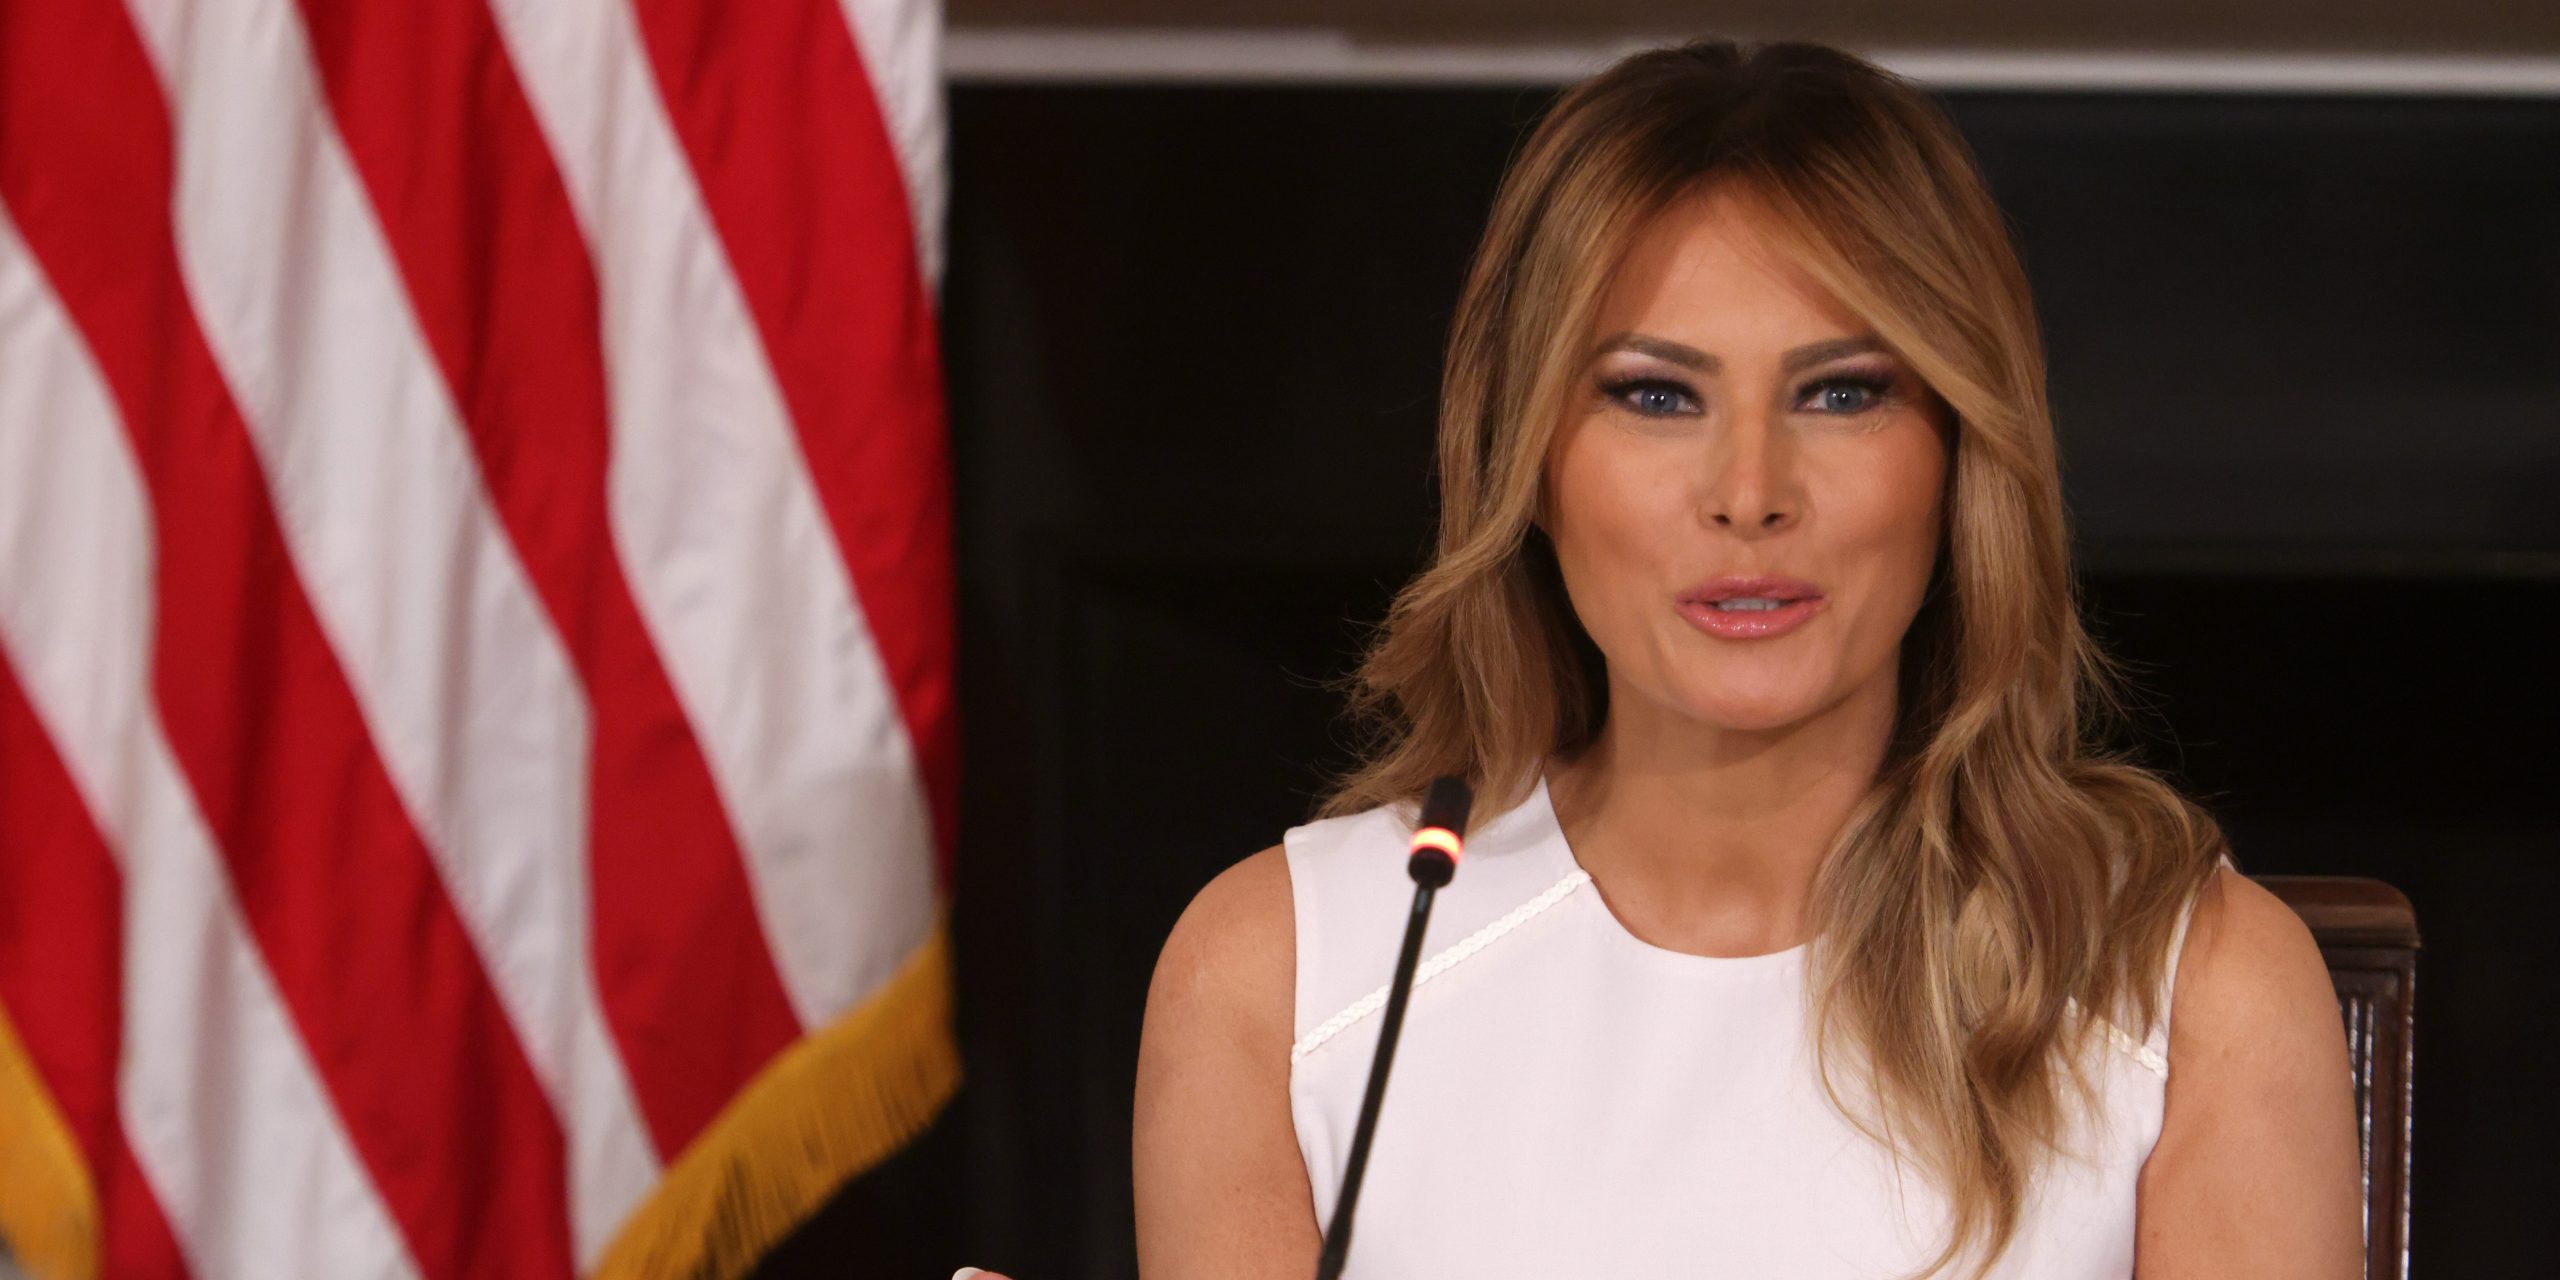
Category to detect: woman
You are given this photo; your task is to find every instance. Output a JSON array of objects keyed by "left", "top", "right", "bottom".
[{"left": 975, "top": 34, "right": 2360, "bottom": 1280}]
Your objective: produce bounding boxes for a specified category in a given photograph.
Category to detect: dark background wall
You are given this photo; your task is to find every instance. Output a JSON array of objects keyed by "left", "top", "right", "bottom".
[{"left": 759, "top": 82, "right": 2559, "bottom": 1277}]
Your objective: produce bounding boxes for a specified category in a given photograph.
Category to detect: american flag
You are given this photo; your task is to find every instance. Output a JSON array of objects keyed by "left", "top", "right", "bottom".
[{"left": 0, "top": 0, "right": 958, "bottom": 1275}]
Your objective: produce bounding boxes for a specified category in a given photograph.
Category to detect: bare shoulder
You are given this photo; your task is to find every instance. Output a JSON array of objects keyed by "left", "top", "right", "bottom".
[
  {"left": 1133, "top": 841, "right": 1317, "bottom": 1279},
  {"left": 2135, "top": 866, "right": 2362, "bottom": 1278},
  {"left": 1146, "top": 840, "right": 1295, "bottom": 1046},
  {"left": 2169, "top": 867, "right": 2343, "bottom": 1048}
]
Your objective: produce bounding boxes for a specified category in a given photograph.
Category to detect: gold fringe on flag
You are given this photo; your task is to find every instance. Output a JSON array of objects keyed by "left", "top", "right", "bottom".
[
  {"left": 0, "top": 999, "right": 99, "bottom": 1280},
  {"left": 594, "top": 904, "right": 965, "bottom": 1280}
]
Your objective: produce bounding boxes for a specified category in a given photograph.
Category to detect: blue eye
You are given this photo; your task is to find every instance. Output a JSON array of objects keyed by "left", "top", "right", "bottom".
[
  {"left": 1801, "top": 374, "right": 1895, "bottom": 415},
  {"left": 1598, "top": 376, "right": 1699, "bottom": 418}
]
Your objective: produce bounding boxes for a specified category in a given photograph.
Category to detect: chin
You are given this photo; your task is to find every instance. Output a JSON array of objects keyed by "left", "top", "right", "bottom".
[{"left": 1676, "top": 685, "right": 1823, "bottom": 733}]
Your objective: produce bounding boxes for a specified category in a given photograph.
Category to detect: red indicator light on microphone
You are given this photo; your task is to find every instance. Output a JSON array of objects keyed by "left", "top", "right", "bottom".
[
  {"left": 1405, "top": 777, "right": 1473, "bottom": 889},
  {"left": 1408, "top": 824, "right": 1463, "bottom": 863}
]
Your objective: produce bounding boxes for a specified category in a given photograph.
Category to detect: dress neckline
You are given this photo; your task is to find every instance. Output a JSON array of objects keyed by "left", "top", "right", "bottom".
[{"left": 1527, "top": 767, "right": 1814, "bottom": 978}]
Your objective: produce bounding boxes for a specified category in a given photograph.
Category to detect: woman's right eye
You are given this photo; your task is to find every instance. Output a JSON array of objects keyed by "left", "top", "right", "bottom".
[{"left": 1599, "top": 376, "right": 1699, "bottom": 418}]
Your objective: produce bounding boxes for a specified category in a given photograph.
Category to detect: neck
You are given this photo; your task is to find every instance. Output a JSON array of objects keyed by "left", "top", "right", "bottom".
[{"left": 1547, "top": 672, "right": 1897, "bottom": 956}]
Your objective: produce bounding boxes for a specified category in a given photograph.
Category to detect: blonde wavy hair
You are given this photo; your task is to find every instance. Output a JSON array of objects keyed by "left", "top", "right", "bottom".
[{"left": 1313, "top": 36, "right": 2232, "bottom": 1280}]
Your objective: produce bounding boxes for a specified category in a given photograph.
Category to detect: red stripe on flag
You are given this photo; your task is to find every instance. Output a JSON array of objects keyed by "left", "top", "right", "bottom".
[
  {"left": 288, "top": 0, "right": 804, "bottom": 1153},
  {"left": 0, "top": 4, "right": 574, "bottom": 1276},
  {"left": 0, "top": 651, "right": 189, "bottom": 1279},
  {"left": 629, "top": 0, "right": 960, "bottom": 892}
]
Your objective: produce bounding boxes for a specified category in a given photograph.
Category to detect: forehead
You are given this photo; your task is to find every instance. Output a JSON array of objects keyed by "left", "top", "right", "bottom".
[{"left": 1590, "top": 184, "right": 1864, "bottom": 343}]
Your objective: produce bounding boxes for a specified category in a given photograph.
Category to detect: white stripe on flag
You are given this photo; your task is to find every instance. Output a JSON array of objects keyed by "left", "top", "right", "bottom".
[
  {"left": 0, "top": 203, "right": 421, "bottom": 1280},
  {"left": 116, "top": 0, "right": 659, "bottom": 1258},
  {"left": 836, "top": 0, "right": 949, "bottom": 295},
  {"left": 487, "top": 0, "right": 939, "bottom": 1030}
]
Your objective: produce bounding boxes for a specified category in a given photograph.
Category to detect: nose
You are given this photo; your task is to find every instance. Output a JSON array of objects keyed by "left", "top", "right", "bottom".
[{"left": 1701, "top": 405, "right": 1801, "bottom": 535}]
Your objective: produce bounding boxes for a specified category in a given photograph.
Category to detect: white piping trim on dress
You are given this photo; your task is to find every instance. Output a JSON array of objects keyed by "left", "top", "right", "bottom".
[
  {"left": 2069, "top": 997, "right": 2170, "bottom": 1079},
  {"left": 1291, "top": 868, "right": 1592, "bottom": 1064}
]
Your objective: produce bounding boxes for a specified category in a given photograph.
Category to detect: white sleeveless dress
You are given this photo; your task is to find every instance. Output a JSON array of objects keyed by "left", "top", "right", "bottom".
[{"left": 1284, "top": 768, "right": 2222, "bottom": 1279}]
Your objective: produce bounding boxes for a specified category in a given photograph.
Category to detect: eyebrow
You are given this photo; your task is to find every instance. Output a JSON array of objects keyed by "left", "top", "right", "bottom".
[{"left": 1592, "top": 331, "right": 1890, "bottom": 375}]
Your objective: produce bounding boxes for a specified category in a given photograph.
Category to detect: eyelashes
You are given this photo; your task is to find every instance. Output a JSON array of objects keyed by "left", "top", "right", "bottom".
[
  {"left": 1595, "top": 369, "right": 1904, "bottom": 421},
  {"left": 1595, "top": 376, "right": 1696, "bottom": 418}
]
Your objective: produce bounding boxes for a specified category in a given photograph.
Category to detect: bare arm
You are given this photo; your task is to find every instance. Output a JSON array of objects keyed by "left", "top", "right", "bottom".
[
  {"left": 2134, "top": 867, "right": 2364, "bottom": 1278},
  {"left": 1131, "top": 842, "right": 1323, "bottom": 1279}
]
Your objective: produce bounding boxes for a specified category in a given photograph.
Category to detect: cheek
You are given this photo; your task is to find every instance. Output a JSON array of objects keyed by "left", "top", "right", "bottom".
[
  {"left": 1547, "top": 429, "right": 1686, "bottom": 603},
  {"left": 1833, "top": 436, "right": 1948, "bottom": 606}
]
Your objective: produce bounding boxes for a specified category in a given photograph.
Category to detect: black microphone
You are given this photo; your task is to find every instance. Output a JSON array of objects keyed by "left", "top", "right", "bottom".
[{"left": 1313, "top": 774, "right": 1475, "bottom": 1280}]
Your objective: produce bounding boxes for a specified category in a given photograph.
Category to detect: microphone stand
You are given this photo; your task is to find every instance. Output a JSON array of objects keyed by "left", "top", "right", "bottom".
[{"left": 1313, "top": 775, "right": 1474, "bottom": 1280}]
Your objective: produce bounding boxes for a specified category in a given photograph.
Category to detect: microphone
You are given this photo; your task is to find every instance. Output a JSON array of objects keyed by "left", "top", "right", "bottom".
[{"left": 1313, "top": 774, "right": 1475, "bottom": 1280}]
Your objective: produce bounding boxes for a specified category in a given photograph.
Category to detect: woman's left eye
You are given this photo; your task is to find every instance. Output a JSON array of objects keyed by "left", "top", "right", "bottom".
[{"left": 1800, "top": 374, "right": 1895, "bottom": 415}]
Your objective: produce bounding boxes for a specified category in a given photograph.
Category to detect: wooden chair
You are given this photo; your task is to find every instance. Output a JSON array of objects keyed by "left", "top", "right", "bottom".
[{"left": 2255, "top": 876, "right": 2418, "bottom": 1280}]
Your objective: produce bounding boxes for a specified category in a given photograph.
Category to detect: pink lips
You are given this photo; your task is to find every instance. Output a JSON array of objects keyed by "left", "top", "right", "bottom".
[{"left": 1676, "top": 575, "right": 1826, "bottom": 640}]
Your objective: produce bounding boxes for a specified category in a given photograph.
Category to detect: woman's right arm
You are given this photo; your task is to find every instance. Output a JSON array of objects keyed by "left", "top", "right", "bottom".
[{"left": 1131, "top": 842, "right": 1322, "bottom": 1278}]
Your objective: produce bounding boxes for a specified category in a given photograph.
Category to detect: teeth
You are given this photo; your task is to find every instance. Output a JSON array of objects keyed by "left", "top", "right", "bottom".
[{"left": 1712, "top": 598, "right": 1788, "bottom": 611}]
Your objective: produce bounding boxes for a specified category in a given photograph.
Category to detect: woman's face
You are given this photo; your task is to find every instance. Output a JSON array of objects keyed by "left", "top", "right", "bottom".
[{"left": 1540, "top": 183, "right": 1950, "bottom": 737}]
